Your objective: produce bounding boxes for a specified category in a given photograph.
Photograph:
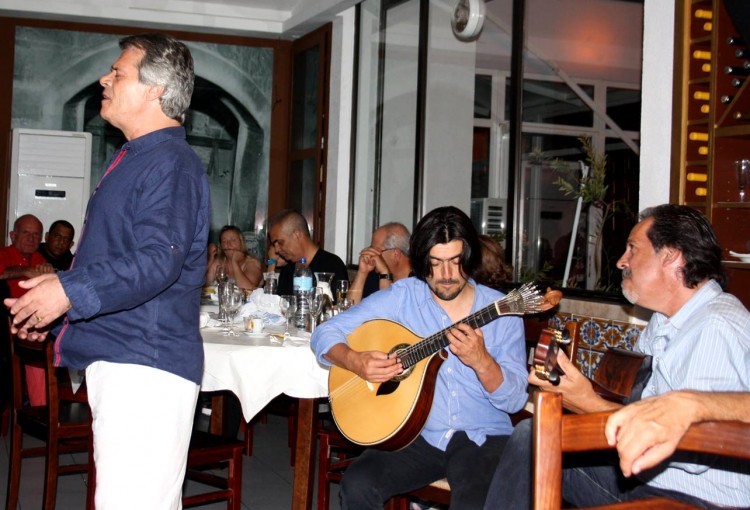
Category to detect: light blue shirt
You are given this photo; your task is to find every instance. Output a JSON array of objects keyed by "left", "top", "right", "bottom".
[
  {"left": 636, "top": 279, "right": 750, "bottom": 507},
  {"left": 311, "top": 277, "right": 529, "bottom": 450}
]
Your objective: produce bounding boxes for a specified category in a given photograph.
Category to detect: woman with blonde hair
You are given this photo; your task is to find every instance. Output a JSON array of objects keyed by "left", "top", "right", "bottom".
[{"left": 205, "top": 225, "right": 263, "bottom": 290}]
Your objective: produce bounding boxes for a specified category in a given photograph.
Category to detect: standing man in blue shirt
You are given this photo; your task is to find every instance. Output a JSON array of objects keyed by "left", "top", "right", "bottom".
[
  {"left": 311, "top": 206, "right": 528, "bottom": 509},
  {"left": 6, "top": 33, "right": 210, "bottom": 509}
]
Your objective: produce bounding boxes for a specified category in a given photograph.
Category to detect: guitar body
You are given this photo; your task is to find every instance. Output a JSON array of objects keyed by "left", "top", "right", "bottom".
[{"left": 328, "top": 319, "right": 445, "bottom": 450}]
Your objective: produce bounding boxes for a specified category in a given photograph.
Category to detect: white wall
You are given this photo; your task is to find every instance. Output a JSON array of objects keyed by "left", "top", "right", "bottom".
[
  {"left": 325, "top": 7, "right": 355, "bottom": 258},
  {"left": 638, "top": 0, "right": 674, "bottom": 209}
]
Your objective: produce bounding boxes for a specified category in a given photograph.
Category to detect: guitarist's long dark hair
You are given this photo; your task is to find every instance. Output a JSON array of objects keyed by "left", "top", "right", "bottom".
[{"left": 410, "top": 206, "right": 481, "bottom": 281}]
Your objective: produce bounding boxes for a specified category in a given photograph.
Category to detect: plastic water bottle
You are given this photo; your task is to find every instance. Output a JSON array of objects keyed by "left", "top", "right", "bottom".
[{"left": 293, "top": 258, "right": 313, "bottom": 328}]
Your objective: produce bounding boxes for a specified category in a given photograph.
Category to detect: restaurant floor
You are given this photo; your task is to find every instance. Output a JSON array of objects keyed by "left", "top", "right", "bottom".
[{"left": 0, "top": 414, "right": 342, "bottom": 509}]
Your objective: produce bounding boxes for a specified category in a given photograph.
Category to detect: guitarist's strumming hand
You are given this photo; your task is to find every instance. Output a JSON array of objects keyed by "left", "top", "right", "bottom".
[
  {"left": 528, "top": 350, "right": 620, "bottom": 414},
  {"left": 324, "top": 342, "right": 403, "bottom": 383},
  {"left": 446, "top": 323, "right": 504, "bottom": 393}
]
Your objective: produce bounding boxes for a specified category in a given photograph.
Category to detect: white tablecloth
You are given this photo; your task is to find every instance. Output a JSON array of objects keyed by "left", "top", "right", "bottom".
[{"left": 200, "top": 307, "right": 330, "bottom": 423}]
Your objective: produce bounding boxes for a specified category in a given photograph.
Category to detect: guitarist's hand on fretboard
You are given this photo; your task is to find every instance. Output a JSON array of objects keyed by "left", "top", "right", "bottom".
[
  {"left": 529, "top": 349, "right": 617, "bottom": 414},
  {"left": 445, "top": 323, "right": 505, "bottom": 393}
]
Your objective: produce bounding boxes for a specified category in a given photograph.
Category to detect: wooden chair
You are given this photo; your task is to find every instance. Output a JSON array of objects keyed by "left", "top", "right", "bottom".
[
  {"left": 182, "top": 430, "right": 245, "bottom": 510},
  {"left": 6, "top": 333, "right": 93, "bottom": 510},
  {"left": 316, "top": 425, "right": 363, "bottom": 510},
  {"left": 532, "top": 391, "right": 750, "bottom": 510}
]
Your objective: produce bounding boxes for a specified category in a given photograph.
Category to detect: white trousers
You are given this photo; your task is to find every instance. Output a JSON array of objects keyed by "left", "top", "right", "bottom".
[{"left": 86, "top": 361, "right": 200, "bottom": 510}]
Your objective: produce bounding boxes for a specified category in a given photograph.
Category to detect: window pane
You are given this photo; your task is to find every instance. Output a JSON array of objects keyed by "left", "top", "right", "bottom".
[
  {"left": 520, "top": 80, "right": 594, "bottom": 126},
  {"left": 291, "top": 47, "right": 320, "bottom": 151},
  {"left": 288, "top": 158, "right": 317, "bottom": 237},
  {"left": 472, "top": 127, "right": 490, "bottom": 198},
  {"left": 606, "top": 88, "right": 641, "bottom": 132},
  {"left": 517, "top": 133, "right": 585, "bottom": 285},
  {"left": 474, "top": 74, "right": 492, "bottom": 119}
]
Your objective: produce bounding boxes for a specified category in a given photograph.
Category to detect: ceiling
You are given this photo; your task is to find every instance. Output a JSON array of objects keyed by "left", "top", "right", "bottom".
[{"left": 0, "top": 0, "right": 644, "bottom": 83}]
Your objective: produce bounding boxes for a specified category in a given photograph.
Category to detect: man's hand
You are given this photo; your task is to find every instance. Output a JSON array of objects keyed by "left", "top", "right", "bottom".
[
  {"left": 445, "top": 323, "right": 488, "bottom": 368},
  {"left": 446, "top": 324, "right": 505, "bottom": 393},
  {"left": 357, "top": 247, "right": 389, "bottom": 276},
  {"left": 605, "top": 392, "right": 697, "bottom": 477},
  {"left": 528, "top": 350, "right": 612, "bottom": 414},
  {"left": 4, "top": 273, "right": 72, "bottom": 340},
  {"left": 324, "top": 343, "right": 403, "bottom": 383},
  {"left": 33, "top": 263, "right": 55, "bottom": 275}
]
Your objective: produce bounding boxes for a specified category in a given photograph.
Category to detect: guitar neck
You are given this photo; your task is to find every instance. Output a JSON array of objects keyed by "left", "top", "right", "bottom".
[{"left": 399, "top": 288, "right": 530, "bottom": 370}]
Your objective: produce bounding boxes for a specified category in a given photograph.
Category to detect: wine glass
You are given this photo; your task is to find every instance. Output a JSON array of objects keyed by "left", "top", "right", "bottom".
[
  {"left": 736, "top": 159, "right": 750, "bottom": 202},
  {"left": 279, "top": 295, "right": 297, "bottom": 337},
  {"left": 308, "top": 288, "right": 324, "bottom": 333},
  {"left": 220, "top": 283, "right": 243, "bottom": 335},
  {"left": 335, "top": 280, "right": 350, "bottom": 313},
  {"left": 226, "top": 286, "right": 244, "bottom": 336},
  {"left": 216, "top": 262, "right": 228, "bottom": 284}
]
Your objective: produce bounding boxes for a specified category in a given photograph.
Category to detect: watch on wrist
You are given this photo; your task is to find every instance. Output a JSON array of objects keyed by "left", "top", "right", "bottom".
[{"left": 379, "top": 272, "right": 393, "bottom": 281}]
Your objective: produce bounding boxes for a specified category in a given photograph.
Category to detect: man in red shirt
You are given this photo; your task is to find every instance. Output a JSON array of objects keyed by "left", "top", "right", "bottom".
[{"left": 1, "top": 214, "right": 54, "bottom": 404}]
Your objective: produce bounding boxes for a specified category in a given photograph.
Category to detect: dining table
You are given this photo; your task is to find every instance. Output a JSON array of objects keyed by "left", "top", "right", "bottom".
[{"left": 199, "top": 303, "right": 329, "bottom": 509}]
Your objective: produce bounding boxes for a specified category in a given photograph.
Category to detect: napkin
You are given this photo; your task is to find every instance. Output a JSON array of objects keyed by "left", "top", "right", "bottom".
[
  {"left": 283, "top": 330, "right": 311, "bottom": 347},
  {"left": 238, "top": 290, "right": 286, "bottom": 326},
  {"left": 199, "top": 312, "right": 223, "bottom": 328}
]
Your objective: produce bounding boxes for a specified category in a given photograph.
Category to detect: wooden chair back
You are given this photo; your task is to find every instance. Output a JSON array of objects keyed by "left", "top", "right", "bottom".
[
  {"left": 532, "top": 391, "right": 750, "bottom": 510},
  {"left": 6, "top": 331, "right": 93, "bottom": 510}
]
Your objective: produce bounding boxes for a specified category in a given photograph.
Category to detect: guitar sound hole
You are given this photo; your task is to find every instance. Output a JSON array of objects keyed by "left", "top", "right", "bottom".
[{"left": 389, "top": 343, "right": 413, "bottom": 382}]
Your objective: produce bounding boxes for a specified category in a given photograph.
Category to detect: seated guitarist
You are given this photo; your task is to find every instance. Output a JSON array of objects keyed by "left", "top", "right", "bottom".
[
  {"left": 483, "top": 204, "right": 750, "bottom": 510},
  {"left": 311, "top": 206, "right": 530, "bottom": 510}
]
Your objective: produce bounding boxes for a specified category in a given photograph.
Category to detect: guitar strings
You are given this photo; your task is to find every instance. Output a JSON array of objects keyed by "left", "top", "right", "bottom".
[{"left": 329, "top": 283, "right": 544, "bottom": 401}]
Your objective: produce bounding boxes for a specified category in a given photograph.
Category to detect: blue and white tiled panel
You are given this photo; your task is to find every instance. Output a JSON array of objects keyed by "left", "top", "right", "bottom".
[{"left": 547, "top": 313, "right": 645, "bottom": 380}]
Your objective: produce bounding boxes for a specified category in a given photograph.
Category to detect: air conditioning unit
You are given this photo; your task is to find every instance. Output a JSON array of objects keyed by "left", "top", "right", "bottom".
[
  {"left": 7, "top": 128, "right": 91, "bottom": 243},
  {"left": 470, "top": 197, "right": 506, "bottom": 238}
]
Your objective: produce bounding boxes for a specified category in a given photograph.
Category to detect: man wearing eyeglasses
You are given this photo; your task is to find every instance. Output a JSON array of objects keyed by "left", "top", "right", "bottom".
[
  {"left": 37, "top": 219, "right": 75, "bottom": 271},
  {"left": 348, "top": 222, "right": 413, "bottom": 305},
  {"left": 311, "top": 206, "right": 528, "bottom": 510}
]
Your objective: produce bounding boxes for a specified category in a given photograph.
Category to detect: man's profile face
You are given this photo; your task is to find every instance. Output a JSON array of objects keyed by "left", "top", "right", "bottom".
[
  {"left": 99, "top": 47, "right": 151, "bottom": 132},
  {"left": 11, "top": 217, "right": 43, "bottom": 257},
  {"left": 617, "top": 218, "right": 663, "bottom": 307},
  {"left": 425, "top": 239, "right": 468, "bottom": 302},
  {"left": 45, "top": 224, "right": 74, "bottom": 259}
]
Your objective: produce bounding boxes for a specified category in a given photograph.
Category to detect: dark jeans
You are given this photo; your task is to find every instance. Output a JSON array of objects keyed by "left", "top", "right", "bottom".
[
  {"left": 483, "top": 418, "right": 728, "bottom": 510},
  {"left": 340, "top": 431, "right": 509, "bottom": 510}
]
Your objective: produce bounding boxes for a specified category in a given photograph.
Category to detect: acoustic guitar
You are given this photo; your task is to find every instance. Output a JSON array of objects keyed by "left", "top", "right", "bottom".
[
  {"left": 533, "top": 327, "right": 652, "bottom": 404},
  {"left": 328, "top": 282, "right": 562, "bottom": 450}
]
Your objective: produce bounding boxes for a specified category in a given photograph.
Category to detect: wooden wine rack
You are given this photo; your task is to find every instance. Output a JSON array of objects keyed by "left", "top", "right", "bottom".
[{"left": 671, "top": 0, "right": 750, "bottom": 307}]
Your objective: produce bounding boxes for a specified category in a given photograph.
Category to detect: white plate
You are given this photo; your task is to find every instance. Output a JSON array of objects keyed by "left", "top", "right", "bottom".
[
  {"left": 729, "top": 250, "right": 750, "bottom": 263},
  {"left": 242, "top": 332, "right": 269, "bottom": 338}
]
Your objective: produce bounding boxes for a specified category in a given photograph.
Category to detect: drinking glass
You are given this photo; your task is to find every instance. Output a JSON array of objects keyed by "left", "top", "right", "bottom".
[
  {"left": 219, "top": 283, "right": 242, "bottom": 335},
  {"left": 335, "top": 280, "right": 350, "bottom": 313},
  {"left": 736, "top": 159, "right": 750, "bottom": 202},
  {"left": 225, "top": 286, "right": 244, "bottom": 336},
  {"left": 279, "top": 295, "right": 297, "bottom": 337},
  {"left": 308, "top": 288, "right": 324, "bottom": 333},
  {"left": 216, "top": 263, "right": 228, "bottom": 284},
  {"left": 263, "top": 271, "right": 279, "bottom": 294}
]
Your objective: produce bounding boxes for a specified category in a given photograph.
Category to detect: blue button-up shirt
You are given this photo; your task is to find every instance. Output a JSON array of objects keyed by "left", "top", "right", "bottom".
[
  {"left": 55, "top": 126, "right": 210, "bottom": 385},
  {"left": 312, "top": 277, "right": 528, "bottom": 450},
  {"left": 636, "top": 279, "right": 750, "bottom": 507}
]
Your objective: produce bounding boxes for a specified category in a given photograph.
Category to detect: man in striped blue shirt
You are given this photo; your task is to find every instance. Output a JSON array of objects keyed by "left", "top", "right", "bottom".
[{"left": 484, "top": 204, "right": 750, "bottom": 509}]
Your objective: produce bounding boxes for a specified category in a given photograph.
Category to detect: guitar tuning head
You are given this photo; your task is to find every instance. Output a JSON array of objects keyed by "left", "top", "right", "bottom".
[{"left": 553, "top": 328, "right": 571, "bottom": 345}]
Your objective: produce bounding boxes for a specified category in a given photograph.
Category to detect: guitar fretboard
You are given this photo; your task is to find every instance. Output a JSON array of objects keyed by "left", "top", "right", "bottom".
[{"left": 398, "top": 282, "right": 543, "bottom": 369}]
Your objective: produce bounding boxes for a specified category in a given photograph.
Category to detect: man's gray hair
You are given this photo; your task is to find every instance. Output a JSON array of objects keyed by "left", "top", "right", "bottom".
[
  {"left": 380, "top": 222, "right": 411, "bottom": 256},
  {"left": 120, "top": 33, "right": 194, "bottom": 123}
]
